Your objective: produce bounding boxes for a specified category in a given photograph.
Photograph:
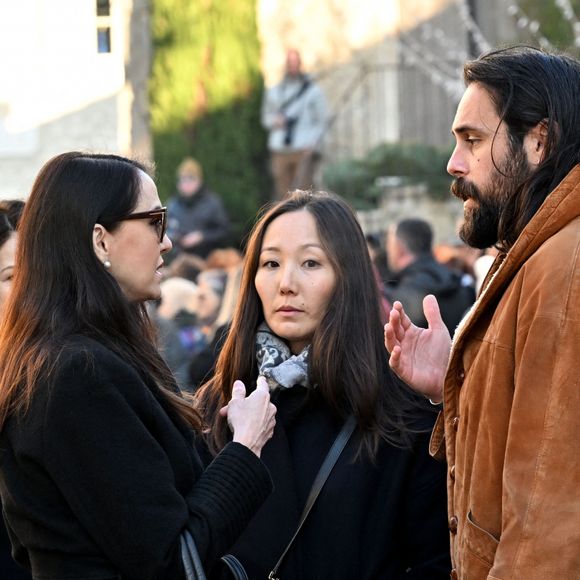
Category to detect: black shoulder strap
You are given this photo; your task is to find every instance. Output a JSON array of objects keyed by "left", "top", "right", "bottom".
[
  {"left": 268, "top": 415, "right": 357, "bottom": 580},
  {"left": 279, "top": 76, "right": 311, "bottom": 113}
]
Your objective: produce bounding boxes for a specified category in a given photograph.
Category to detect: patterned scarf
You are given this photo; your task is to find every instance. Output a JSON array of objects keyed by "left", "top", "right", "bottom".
[{"left": 255, "top": 322, "right": 311, "bottom": 391}]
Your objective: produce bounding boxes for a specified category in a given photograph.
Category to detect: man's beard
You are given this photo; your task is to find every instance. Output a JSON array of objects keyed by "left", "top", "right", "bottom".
[{"left": 451, "top": 145, "right": 532, "bottom": 249}]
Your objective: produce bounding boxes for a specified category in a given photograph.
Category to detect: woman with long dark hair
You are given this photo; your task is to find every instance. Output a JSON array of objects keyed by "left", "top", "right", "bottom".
[
  {"left": 0, "top": 152, "right": 276, "bottom": 579},
  {"left": 197, "top": 190, "right": 451, "bottom": 579}
]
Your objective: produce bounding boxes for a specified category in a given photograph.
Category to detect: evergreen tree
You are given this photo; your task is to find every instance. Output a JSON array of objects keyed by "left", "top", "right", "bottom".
[{"left": 150, "top": 0, "right": 270, "bottom": 244}]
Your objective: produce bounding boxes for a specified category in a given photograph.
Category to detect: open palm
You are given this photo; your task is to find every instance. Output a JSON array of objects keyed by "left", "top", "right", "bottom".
[{"left": 384, "top": 295, "right": 452, "bottom": 402}]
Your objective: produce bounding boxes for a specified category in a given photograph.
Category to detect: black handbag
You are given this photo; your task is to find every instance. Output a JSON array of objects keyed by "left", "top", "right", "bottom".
[{"left": 180, "top": 528, "right": 248, "bottom": 580}]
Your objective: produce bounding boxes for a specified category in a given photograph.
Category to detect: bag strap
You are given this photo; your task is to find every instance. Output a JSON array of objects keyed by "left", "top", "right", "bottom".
[
  {"left": 181, "top": 528, "right": 207, "bottom": 580},
  {"left": 221, "top": 553, "right": 249, "bottom": 580},
  {"left": 268, "top": 415, "right": 357, "bottom": 580},
  {"left": 279, "top": 76, "right": 311, "bottom": 113}
]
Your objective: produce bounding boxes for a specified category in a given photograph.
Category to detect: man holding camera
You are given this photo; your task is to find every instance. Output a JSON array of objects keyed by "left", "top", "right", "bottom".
[{"left": 261, "top": 49, "right": 328, "bottom": 199}]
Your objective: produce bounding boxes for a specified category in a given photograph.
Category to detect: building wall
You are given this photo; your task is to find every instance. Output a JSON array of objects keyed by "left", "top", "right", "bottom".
[
  {"left": 0, "top": 0, "right": 150, "bottom": 199},
  {"left": 257, "top": 0, "right": 520, "bottom": 159},
  {"left": 256, "top": 0, "right": 521, "bottom": 244},
  {"left": 257, "top": 0, "right": 402, "bottom": 161}
]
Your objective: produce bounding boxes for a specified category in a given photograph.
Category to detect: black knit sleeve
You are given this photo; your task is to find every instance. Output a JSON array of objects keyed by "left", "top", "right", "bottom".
[{"left": 40, "top": 346, "right": 271, "bottom": 580}]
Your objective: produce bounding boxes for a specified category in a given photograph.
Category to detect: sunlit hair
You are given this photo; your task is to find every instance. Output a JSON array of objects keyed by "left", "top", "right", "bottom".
[
  {"left": 0, "top": 152, "right": 202, "bottom": 431},
  {"left": 464, "top": 45, "right": 580, "bottom": 250},
  {"left": 197, "top": 190, "right": 422, "bottom": 459}
]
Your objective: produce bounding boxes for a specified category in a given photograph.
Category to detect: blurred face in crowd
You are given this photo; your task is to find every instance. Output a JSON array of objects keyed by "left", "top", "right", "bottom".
[
  {"left": 286, "top": 49, "right": 302, "bottom": 77},
  {"left": 0, "top": 232, "right": 17, "bottom": 316},
  {"left": 386, "top": 225, "right": 404, "bottom": 273},
  {"left": 195, "top": 277, "right": 223, "bottom": 324},
  {"left": 447, "top": 82, "right": 536, "bottom": 248},
  {"left": 95, "top": 170, "right": 172, "bottom": 302},
  {"left": 177, "top": 173, "right": 202, "bottom": 198},
  {"left": 255, "top": 209, "right": 336, "bottom": 354}
]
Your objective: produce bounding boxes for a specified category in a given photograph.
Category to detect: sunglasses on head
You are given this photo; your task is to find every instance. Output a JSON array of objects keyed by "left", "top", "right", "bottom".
[{"left": 118, "top": 206, "right": 168, "bottom": 243}]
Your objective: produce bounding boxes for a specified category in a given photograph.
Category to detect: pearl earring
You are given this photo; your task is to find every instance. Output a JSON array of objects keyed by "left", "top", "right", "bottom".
[{"left": 103, "top": 259, "right": 111, "bottom": 269}]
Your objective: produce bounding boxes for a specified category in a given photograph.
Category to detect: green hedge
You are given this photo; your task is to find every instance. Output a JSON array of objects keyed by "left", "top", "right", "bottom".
[
  {"left": 323, "top": 142, "right": 454, "bottom": 210},
  {"left": 517, "top": 0, "right": 580, "bottom": 51},
  {"left": 150, "top": 0, "right": 270, "bottom": 244}
]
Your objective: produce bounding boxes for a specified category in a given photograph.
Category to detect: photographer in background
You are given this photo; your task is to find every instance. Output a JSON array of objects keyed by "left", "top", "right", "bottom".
[{"left": 261, "top": 49, "right": 328, "bottom": 199}]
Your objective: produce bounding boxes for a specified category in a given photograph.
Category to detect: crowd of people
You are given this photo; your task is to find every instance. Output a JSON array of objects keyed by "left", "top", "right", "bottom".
[{"left": 0, "top": 44, "right": 577, "bottom": 580}]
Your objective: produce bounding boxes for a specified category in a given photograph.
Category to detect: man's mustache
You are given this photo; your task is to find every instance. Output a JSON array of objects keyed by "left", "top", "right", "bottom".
[{"left": 451, "top": 178, "right": 481, "bottom": 203}]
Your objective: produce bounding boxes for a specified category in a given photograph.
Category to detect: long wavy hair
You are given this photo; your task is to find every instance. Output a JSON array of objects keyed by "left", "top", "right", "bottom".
[
  {"left": 197, "top": 191, "right": 421, "bottom": 459},
  {"left": 0, "top": 152, "right": 202, "bottom": 431},
  {"left": 464, "top": 45, "right": 580, "bottom": 251}
]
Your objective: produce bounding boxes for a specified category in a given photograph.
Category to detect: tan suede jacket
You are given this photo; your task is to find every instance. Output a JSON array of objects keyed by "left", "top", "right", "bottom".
[{"left": 430, "top": 165, "right": 580, "bottom": 579}]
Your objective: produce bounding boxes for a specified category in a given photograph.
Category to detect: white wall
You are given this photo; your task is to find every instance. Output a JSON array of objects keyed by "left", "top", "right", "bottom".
[{"left": 0, "top": 0, "right": 128, "bottom": 198}]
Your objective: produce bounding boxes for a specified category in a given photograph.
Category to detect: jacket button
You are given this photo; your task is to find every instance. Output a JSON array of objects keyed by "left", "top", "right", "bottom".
[
  {"left": 450, "top": 570, "right": 458, "bottom": 579},
  {"left": 450, "top": 465, "right": 456, "bottom": 480},
  {"left": 449, "top": 515, "right": 458, "bottom": 534},
  {"left": 451, "top": 416, "right": 460, "bottom": 431}
]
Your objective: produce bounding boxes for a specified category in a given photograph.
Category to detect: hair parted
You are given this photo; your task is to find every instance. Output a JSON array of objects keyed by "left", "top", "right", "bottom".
[
  {"left": 0, "top": 152, "right": 202, "bottom": 431},
  {"left": 463, "top": 45, "right": 580, "bottom": 250},
  {"left": 196, "top": 190, "right": 424, "bottom": 459}
]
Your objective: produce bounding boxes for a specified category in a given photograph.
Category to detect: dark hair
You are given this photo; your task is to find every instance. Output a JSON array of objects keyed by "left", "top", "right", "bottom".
[
  {"left": 464, "top": 45, "right": 580, "bottom": 250},
  {"left": 0, "top": 152, "right": 202, "bottom": 431},
  {"left": 197, "top": 190, "right": 421, "bottom": 459},
  {"left": 395, "top": 218, "right": 433, "bottom": 256},
  {"left": 0, "top": 199, "right": 25, "bottom": 247}
]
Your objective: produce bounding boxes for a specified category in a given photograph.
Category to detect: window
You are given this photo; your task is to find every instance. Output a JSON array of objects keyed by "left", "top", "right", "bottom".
[
  {"left": 97, "top": 0, "right": 110, "bottom": 17},
  {"left": 96, "top": 0, "right": 112, "bottom": 53}
]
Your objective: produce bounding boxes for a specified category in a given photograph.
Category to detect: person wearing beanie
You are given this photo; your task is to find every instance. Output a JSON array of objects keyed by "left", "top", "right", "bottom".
[{"left": 166, "top": 157, "right": 230, "bottom": 259}]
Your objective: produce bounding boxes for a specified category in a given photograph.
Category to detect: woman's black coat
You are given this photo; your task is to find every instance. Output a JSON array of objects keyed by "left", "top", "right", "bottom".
[
  {"left": 211, "top": 385, "right": 451, "bottom": 579},
  {"left": 0, "top": 335, "right": 272, "bottom": 580}
]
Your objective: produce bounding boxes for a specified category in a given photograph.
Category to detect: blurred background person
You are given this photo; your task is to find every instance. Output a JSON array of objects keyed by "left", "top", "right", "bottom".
[
  {"left": 0, "top": 200, "right": 23, "bottom": 317},
  {"left": 165, "top": 251, "right": 206, "bottom": 283},
  {"left": 384, "top": 217, "right": 475, "bottom": 335},
  {"left": 261, "top": 49, "right": 328, "bottom": 199},
  {"left": 197, "top": 191, "right": 450, "bottom": 579},
  {"left": 154, "top": 248, "right": 244, "bottom": 392},
  {"left": 188, "top": 249, "right": 244, "bottom": 393},
  {"left": 365, "top": 232, "right": 392, "bottom": 321},
  {"left": 0, "top": 199, "right": 30, "bottom": 580},
  {"left": 153, "top": 276, "right": 200, "bottom": 388},
  {"left": 365, "top": 232, "right": 391, "bottom": 285},
  {"left": 190, "top": 269, "right": 228, "bottom": 347},
  {"left": 166, "top": 157, "right": 230, "bottom": 259},
  {"left": 473, "top": 246, "right": 500, "bottom": 295}
]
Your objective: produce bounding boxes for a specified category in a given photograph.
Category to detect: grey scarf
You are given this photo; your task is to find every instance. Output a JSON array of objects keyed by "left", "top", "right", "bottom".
[{"left": 255, "top": 322, "right": 311, "bottom": 391}]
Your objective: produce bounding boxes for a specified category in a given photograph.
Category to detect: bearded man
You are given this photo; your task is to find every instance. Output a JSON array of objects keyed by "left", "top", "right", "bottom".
[{"left": 385, "top": 46, "right": 580, "bottom": 579}]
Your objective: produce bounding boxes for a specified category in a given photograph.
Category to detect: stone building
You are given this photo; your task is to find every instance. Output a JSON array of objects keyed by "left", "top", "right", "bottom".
[
  {"left": 258, "top": 0, "right": 519, "bottom": 161},
  {"left": 0, "top": 0, "right": 151, "bottom": 199},
  {"left": 256, "top": 0, "right": 521, "bottom": 242}
]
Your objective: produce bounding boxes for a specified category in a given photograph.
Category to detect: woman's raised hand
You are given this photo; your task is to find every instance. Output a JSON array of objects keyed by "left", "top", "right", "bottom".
[
  {"left": 219, "top": 376, "right": 276, "bottom": 457},
  {"left": 384, "top": 295, "right": 452, "bottom": 403}
]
